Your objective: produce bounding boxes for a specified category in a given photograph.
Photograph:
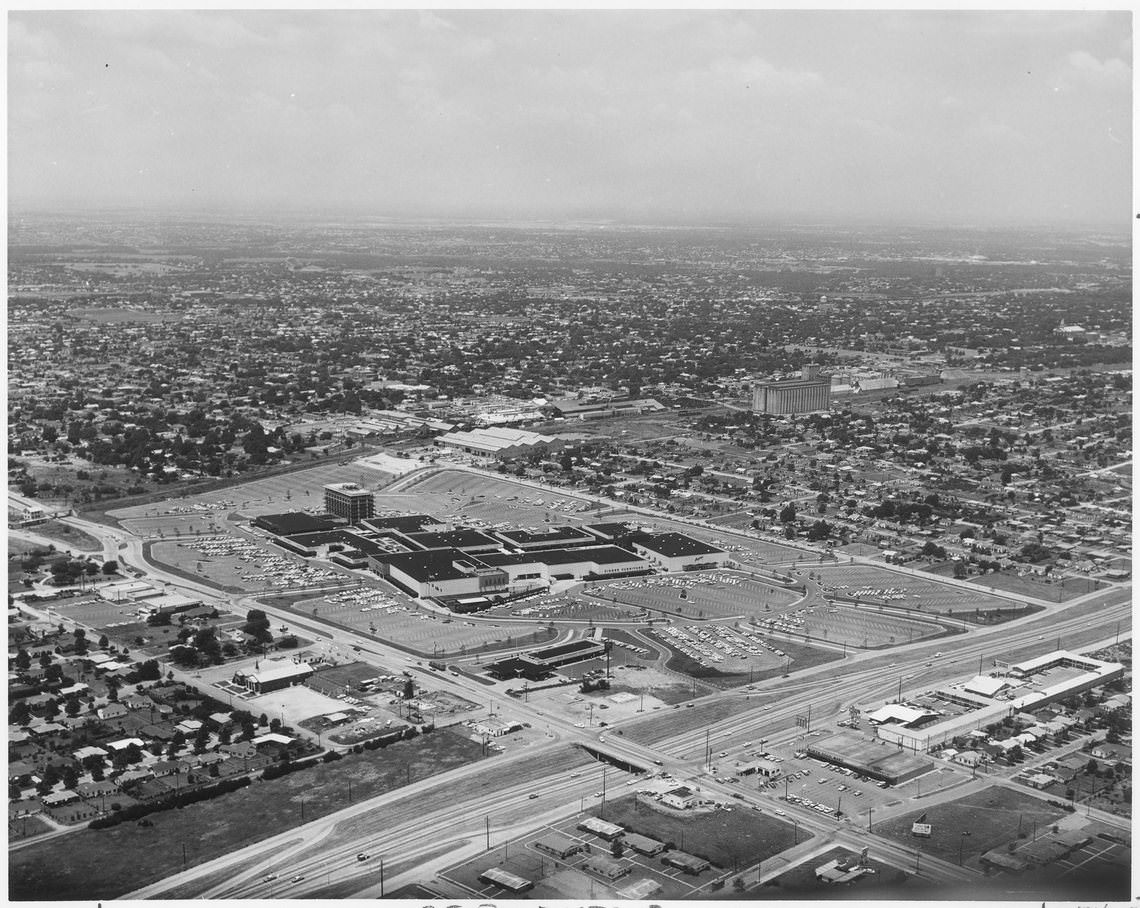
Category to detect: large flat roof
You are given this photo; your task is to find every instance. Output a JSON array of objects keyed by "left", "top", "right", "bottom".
[{"left": 628, "top": 531, "right": 724, "bottom": 558}]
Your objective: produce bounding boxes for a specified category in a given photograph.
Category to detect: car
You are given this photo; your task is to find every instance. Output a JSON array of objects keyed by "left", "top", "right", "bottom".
[
  {"left": 262, "top": 875, "right": 278, "bottom": 883},
  {"left": 528, "top": 793, "right": 539, "bottom": 799},
  {"left": 357, "top": 853, "right": 370, "bottom": 862},
  {"left": 594, "top": 791, "right": 603, "bottom": 797},
  {"left": 775, "top": 809, "right": 786, "bottom": 816},
  {"left": 877, "top": 781, "right": 889, "bottom": 788},
  {"left": 732, "top": 793, "right": 745, "bottom": 801},
  {"left": 837, "top": 785, "right": 847, "bottom": 792},
  {"left": 719, "top": 751, "right": 729, "bottom": 757},
  {"left": 854, "top": 790, "right": 864, "bottom": 797},
  {"left": 290, "top": 876, "right": 306, "bottom": 884}
]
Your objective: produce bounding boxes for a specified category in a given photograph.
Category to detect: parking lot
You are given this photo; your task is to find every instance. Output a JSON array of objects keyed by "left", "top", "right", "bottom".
[
  {"left": 817, "top": 565, "right": 1014, "bottom": 617},
  {"left": 589, "top": 571, "right": 801, "bottom": 621}
]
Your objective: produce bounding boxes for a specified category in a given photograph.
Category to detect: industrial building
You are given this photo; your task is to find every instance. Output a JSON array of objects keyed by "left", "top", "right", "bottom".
[
  {"left": 323, "top": 483, "right": 375, "bottom": 523},
  {"left": 752, "top": 364, "right": 831, "bottom": 415}
]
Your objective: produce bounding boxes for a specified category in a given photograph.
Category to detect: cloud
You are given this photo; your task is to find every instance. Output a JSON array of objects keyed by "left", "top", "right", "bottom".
[{"left": 1063, "top": 50, "right": 1131, "bottom": 88}]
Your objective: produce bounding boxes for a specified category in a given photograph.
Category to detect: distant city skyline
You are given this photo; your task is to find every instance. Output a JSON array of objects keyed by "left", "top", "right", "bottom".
[{"left": 8, "top": 9, "right": 1133, "bottom": 227}]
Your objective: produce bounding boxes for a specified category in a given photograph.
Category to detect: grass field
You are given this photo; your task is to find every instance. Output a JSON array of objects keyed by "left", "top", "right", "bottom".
[
  {"left": 24, "top": 519, "right": 104, "bottom": 552},
  {"left": 872, "top": 786, "right": 1067, "bottom": 870},
  {"left": 963, "top": 571, "right": 1104, "bottom": 603},
  {"left": 8, "top": 727, "right": 486, "bottom": 901}
]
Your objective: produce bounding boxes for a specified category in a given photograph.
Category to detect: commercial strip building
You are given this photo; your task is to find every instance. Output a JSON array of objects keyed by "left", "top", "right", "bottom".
[
  {"left": 486, "top": 638, "right": 608, "bottom": 681},
  {"left": 805, "top": 734, "right": 934, "bottom": 785},
  {"left": 871, "top": 650, "right": 1125, "bottom": 751}
]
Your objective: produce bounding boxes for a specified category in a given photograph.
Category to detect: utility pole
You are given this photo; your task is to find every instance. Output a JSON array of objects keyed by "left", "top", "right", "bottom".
[
  {"left": 485, "top": 815, "right": 491, "bottom": 850},
  {"left": 379, "top": 858, "right": 384, "bottom": 898}
]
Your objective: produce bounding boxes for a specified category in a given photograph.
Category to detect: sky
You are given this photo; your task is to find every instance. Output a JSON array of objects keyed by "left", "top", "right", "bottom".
[{"left": 7, "top": 9, "right": 1133, "bottom": 227}]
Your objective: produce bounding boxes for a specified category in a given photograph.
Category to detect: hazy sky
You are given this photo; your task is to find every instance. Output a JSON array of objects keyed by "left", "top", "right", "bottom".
[{"left": 8, "top": 10, "right": 1133, "bottom": 226}]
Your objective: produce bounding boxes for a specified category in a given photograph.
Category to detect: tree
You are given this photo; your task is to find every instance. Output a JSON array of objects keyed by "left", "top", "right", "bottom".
[
  {"left": 779, "top": 502, "right": 797, "bottom": 524},
  {"left": 611, "top": 838, "right": 624, "bottom": 858},
  {"left": 953, "top": 561, "right": 968, "bottom": 580},
  {"left": 806, "top": 520, "right": 832, "bottom": 542},
  {"left": 101, "top": 560, "right": 119, "bottom": 575},
  {"left": 921, "top": 541, "right": 947, "bottom": 559},
  {"left": 15, "top": 648, "right": 31, "bottom": 671},
  {"left": 8, "top": 700, "right": 31, "bottom": 726}
]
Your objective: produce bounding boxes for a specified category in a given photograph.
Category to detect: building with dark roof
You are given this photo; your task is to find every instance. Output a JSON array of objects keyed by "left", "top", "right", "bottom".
[
  {"left": 627, "top": 532, "right": 727, "bottom": 572},
  {"left": 369, "top": 548, "right": 508, "bottom": 600},
  {"left": 361, "top": 514, "right": 445, "bottom": 534},
  {"left": 496, "top": 526, "right": 599, "bottom": 551},
  {"left": 405, "top": 529, "right": 502, "bottom": 553},
  {"left": 252, "top": 512, "right": 339, "bottom": 536}
]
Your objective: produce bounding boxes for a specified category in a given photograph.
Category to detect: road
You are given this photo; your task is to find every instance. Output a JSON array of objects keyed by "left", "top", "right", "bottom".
[{"left": 37, "top": 474, "right": 1129, "bottom": 900}]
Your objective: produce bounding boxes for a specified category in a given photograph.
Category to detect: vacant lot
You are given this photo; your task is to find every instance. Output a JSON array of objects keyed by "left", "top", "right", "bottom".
[
  {"left": 26, "top": 519, "right": 104, "bottom": 552},
  {"left": 8, "top": 728, "right": 485, "bottom": 900},
  {"left": 873, "top": 786, "right": 1067, "bottom": 870}
]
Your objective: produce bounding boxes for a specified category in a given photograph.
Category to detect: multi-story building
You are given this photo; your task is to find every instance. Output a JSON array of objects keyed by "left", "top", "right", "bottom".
[
  {"left": 323, "top": 482, "right": 375, "bottom": 523},
  {"left": 752, "top": 364, "right": 831, "bottom": 415}
]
